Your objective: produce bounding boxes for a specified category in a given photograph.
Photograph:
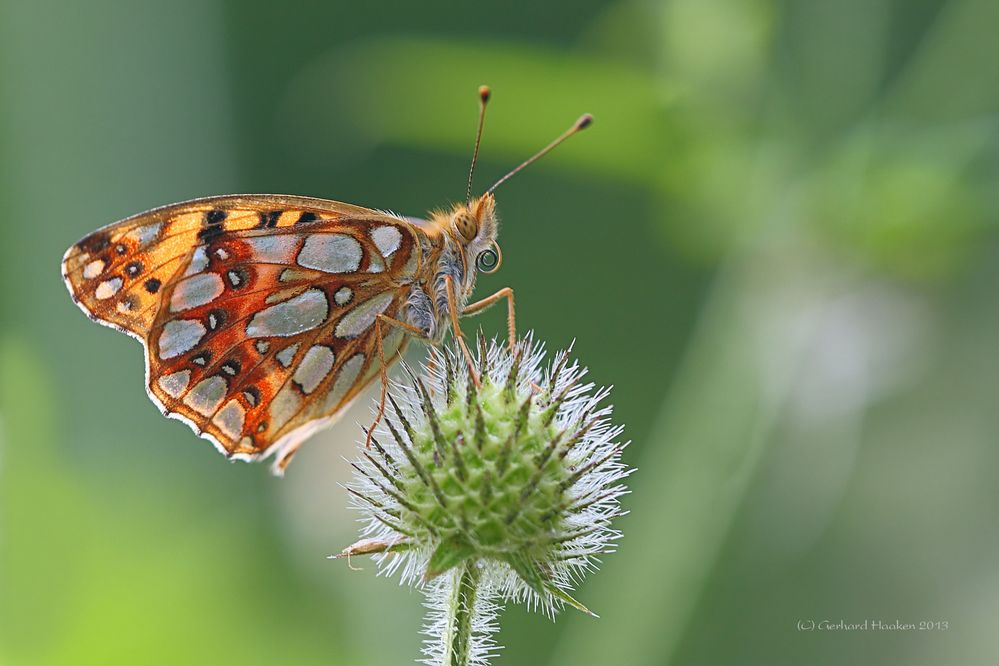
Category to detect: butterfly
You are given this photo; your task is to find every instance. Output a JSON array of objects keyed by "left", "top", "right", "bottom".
[{"left": 62, "top": 86, "right": 592, "bottom": 474}]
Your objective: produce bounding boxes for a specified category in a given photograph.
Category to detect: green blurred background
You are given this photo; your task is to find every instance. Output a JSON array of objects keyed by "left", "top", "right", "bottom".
[{"left": 2, "top": 0, "right": 999, "bottom": 664}]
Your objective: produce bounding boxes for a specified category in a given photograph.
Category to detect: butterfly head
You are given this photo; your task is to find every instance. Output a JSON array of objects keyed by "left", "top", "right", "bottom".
[
  {"left": 434, "top": 85, "right": 591, "bottom": 301},
  {"left": 448, "top": 193, "right": 502, "bottom": 278}
]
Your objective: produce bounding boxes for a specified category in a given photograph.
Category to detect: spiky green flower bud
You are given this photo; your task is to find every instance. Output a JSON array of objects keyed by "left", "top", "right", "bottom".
[{"left": 337, "top": 335, "right": 631, "bottom": 665}]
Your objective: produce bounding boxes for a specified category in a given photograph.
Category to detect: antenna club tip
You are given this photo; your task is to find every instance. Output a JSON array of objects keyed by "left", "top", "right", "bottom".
[
  {"left": 478, "top": 85, "right": 491, "bottom": 103},
  {"left": 576, "top": 113, "right": 594, "bottom": 130}
]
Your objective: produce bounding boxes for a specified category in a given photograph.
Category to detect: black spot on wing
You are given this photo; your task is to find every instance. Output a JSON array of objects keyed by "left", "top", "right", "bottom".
[
  {"left": 198, "top": 209, "right": 228, "bottom": 241},
  {"left": 226, "top": 268, "right": 249, "bottom": 289},
  {"left": 206, "top": 308, "right": 227, "bottom": 331},
  {"left": 77, "top": 232, "right": 110, "bottom": 254},
  {"left": 198, "top": 226, "right": 225, "bottom": 242},
  {"left": 206, "top": 209, "right": 227, "bottom": 226},
  {"left": 243, "top": 387, "right": 260, "bottom": 407},
  {"left": 258, "top": 211, "right": 282, "bottom": 228},
  {"left": 144, "top": 278, "right": 161, "bottom": 293},
  {"left": 295, "top": 211, "right": 319, "bottom": 225},
  {"left": 191, "top": 350, "right": 212, "bottom": 367}
]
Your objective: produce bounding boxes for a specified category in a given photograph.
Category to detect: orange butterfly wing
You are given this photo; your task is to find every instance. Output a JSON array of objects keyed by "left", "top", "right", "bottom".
[{"left": 63, "top": 195, "right": 427, "bottom": 472}]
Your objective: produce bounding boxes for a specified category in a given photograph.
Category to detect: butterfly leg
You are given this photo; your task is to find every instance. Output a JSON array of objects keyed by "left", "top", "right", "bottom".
[
  {"left": 461, "top": 287, "right": 517, "bottom": 352},
  {"left": 365, "top": 314, "right": 433, "bottom": 448},
  {"left": 463, "top": 288, "right": 545, "bottom": 393},
  {"left": 444, "top": 275, "right": 482, "bottom": 388}
]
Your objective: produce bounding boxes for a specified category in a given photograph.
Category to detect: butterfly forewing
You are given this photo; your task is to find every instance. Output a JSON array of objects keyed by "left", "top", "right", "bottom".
[{"left": 63, "top": 195, "right": 425, "bottom": 469}]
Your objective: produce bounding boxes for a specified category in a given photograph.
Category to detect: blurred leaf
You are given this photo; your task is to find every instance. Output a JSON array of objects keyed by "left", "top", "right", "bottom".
[
  {"left": 0, "top": 336, "right": 351, "bottom": 665},
  {"left": 283, "top": 37, "right": 668, "bottom": 187},
  {"left": 659, "top": 0, "right": 774, "bottom": 108},
  {"left": 805, "top": 121, "right": 993, "bottom": 279}
]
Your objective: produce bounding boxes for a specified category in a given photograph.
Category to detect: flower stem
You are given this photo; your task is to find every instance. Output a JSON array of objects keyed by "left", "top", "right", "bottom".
[{"left": 442, "top": 559, "right": 481, "bottom": 666}]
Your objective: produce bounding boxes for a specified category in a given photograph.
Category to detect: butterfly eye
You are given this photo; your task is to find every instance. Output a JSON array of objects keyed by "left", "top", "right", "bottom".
[
  {"left": 476, "top": 247, "right": 500, "bottom": 273},
  {"left": 455, "top": 213, "right": 478, "bottom": 242}
]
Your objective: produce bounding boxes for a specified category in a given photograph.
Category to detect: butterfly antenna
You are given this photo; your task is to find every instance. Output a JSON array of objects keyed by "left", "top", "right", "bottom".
[
  {"left": 466, "top": 85, "right": 492, "bottom": 205},
  {"left": 485, "top": 113, "right": 593, "bottom": 196}
]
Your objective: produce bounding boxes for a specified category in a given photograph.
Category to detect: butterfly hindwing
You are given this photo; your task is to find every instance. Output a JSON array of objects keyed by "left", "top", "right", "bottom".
[{"left": 63, "top": 194, "right": 424, "bottom": 470}]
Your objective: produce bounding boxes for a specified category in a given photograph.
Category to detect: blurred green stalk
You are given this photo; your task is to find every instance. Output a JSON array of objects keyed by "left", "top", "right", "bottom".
[{"left": 550, "top": 255, "right": 796, "bottom": 666}]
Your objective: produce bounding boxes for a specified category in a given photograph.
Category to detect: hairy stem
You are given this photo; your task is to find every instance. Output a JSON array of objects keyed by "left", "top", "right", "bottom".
[{"left": 442, "top": 560, "right": 481, "bottom": 666}]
